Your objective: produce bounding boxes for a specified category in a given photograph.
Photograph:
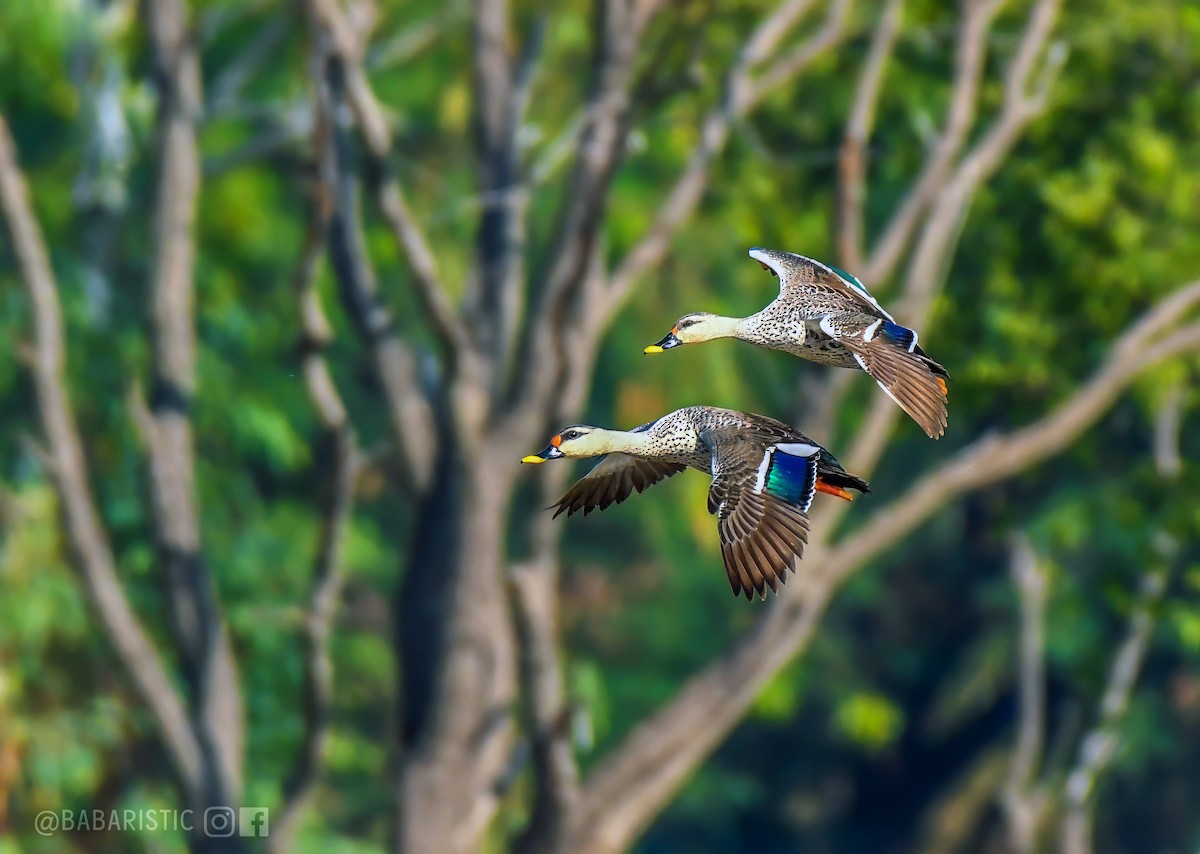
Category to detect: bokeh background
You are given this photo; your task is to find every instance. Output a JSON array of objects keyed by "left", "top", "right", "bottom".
[{"left": 2, "top": 0, "right": 1200, "bottom": 851}]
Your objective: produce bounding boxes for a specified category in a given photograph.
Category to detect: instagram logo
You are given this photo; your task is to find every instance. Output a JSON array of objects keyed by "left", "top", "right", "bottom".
[{"left": 203, "top": 807, "right": 235, "bottom": 838}]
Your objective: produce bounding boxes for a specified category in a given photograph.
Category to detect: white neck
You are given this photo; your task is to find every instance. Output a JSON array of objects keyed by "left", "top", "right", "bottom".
[
  {"left": 707, "top": 314, "right": 748, "bottom": 339},
  {"left": 590, "top": 428, "right": 654, "bottom": 456}
]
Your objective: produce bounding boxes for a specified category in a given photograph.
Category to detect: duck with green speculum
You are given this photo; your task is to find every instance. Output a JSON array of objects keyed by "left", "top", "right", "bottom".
[
  {"left": 644, "top": 248, "right": 951, "bottom": 438},
  {"left": 520, "top": 406, "right": 869, "bottom": 600}
]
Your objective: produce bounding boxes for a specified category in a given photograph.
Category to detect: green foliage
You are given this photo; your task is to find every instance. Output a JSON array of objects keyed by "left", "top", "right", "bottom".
[{"left": 2, "top": 0, "right": 1200, "bottom": 852}]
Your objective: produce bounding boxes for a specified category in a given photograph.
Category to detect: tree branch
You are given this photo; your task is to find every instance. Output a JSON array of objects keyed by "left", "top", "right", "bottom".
[
  {"left": 743, "top": 0, "right": 853, "bottom": 109},
  {"left": 497, "top": 0, "right": 664, "bottom": 447},
  {"left": 309, "top": 13, "right": 441, "bottom": 493},
  {"left": 0, "top": 113, "right": 204, "bottom": 803},
  {"left": 271, "top": 62, "right": 360, "bottom": 852},
  {"left": 506, "top": 249, "right": 612, "bottom": 854},
  {"left": 309, "top": 0, "right": 467, "bottom": 354},
  {"left": 567, "top": 283, "right": 1200, "bottom": 853},
  {"left": 897, "top": 0, "right": 1064, "bottom": 321},
  {"left": 143, "top": 0, "right": 244, "bottom": 808},
  {"left": 366, "top": 3, "right": 465, "bottom": 71},
  {"left": 465, "top": 1, "right": 545, "bottom": 375},
  {"left": 1058, "top": 390, "right": 1182, "bottom": 854},
  {"left": 1059, "top": 566, "right": 1168, "bottom": 854},
  {"left": 861, "top": 0, "right": 1005, "bottom": 285},
  {"left": 838, "top": 0, "right": 1065, "bottom": 478},
  {"left": 510, "top": 547, "right": 580, "bottom": 854},
  {"left": 1001, "top": 533, "right": 1048, "bottom": 854},
  {"left": 605, "top": 0, "right": 852, "bottom": 314},
  {"left": 836, "top": 0, "right": 903, "bottom": 271},
  {"left": 206, "top": 15, "right": 290, "bottom": 116}
]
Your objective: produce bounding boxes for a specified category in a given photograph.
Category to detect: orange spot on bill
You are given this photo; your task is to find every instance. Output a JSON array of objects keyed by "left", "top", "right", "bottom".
[
  {"left": 670, "top": 325, "right": 679, "bottom": 335},
  {"left": 815, "top": 481, "right": 854, "bottom": 501},
  {"left": 550, "top": 434, "right": 562, "bottom": 448}
]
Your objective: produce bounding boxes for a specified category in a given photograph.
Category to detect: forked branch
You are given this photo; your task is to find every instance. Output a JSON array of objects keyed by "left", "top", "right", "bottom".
[
  {"left": 836, "top": 0, "right": 903, "bottom": 271},
  {"left": 0, "top": 114, "right": 204, "bottom": 803},
  {"left": 606, "top": 0, "right": 853, "bottom": 311},
  {"left": 838, "top": 0, "right": 1065, "bottom": 477},
  {"left": 860, "top": 0, "right": 1006, "bottom": 285},
  {"left": 309, "top": 0, "right": 466, "bottom": 354},
  {"left": 143, "top": 0, "right": 245, "bottom": 806},
  {"left": 271, "top": 63, "right": 360, "bottom": 852}
]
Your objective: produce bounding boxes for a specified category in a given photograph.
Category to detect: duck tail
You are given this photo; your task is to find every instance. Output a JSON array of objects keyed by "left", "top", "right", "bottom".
[
  {"left": 913, "top": 343, "right": 951, "bottom": 381},
  {"left": 841, "top": 321, "right": 950, "bottom": 438},
  {"left": 817, "top": 470, "right": 870, "bottom": 497}
]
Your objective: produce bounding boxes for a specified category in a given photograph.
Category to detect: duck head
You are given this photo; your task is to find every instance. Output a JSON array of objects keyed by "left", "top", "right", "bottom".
[
  {"left": 521, "top": 425, "right": 612, "bottom": 463},
  {"left": 643, "top": 312, "right": 738, "bottom": 353}
]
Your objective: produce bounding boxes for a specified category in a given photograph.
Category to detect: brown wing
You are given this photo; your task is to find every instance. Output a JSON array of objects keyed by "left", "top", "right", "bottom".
[
  {"left": 775, "top": 254, "right": 891, "bottom": 317},
  {"left": 820, "top": 312, "right": 949, "bottom": 439},
  {"left": 706, "top": 432, "right": 814, "bottom": 601},
  {"left": 710, "top": 480, "right": 811, "bottom": 600},
  {"left": 551, "top": 454, "right": 686, "bottom": 518}
]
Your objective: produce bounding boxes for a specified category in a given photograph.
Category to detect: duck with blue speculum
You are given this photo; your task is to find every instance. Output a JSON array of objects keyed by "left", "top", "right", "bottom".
[
  {"left": 644, "top": 248, "right": 951, "bottom": 438},
  {"left": 520, "top": 405, "right": 869, "bottom": 600}
]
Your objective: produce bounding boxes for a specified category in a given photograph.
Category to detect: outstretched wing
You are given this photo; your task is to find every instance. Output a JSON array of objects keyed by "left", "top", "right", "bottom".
[
  {"left": 706, "top": 436, "right": 818, "bottom": 600},
  {"left": 819, "top": 312, "right": 949, "bottom": 438},
  {"left": 752, "top": 249, "right": 894, "bottom": 318},
  {"left": 551, "top": 455, "right": 686, "bottom": 518}
]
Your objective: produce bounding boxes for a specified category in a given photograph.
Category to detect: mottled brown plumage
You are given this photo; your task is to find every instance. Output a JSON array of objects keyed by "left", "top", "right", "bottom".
[
  {"left": 521, "top": 407, "right": 869, "bottom": 600},
  {"left": 644, "top": 248, "right": 951, "bottom": 438}
]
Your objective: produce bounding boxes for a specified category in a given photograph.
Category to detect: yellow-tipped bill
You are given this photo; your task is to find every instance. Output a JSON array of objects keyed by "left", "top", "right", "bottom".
[
  {"left": 521, "top": 440, "right": 565, "bottom": 464},
  {"left": 644, "top": 327, "right": 681, "bottom": 354}
]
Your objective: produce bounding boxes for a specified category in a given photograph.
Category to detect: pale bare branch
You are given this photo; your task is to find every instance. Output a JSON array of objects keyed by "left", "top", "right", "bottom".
[
  {"left": 743, "top": 0, "right": 853, "bottom": 109},
  {"left": 314, "top": 35, "right": 440, "bottom": 493},
  {"left": 837, "top": 0, "right": 903, "bottom": 271},
  {"left": 510, "top": 550, "right": 580, "bottom": 854},
  {"left": 861, "top": 0, "right": 1005, "bottom": 285},
  {"left": 606, "top": 0, "right": 853, "bottom": 313},
  {"left": 1002, "top": 533, "right": 1049, "bottom": 854},
  {"left": 899, "top": 0, "right": 1065, "bottom": 321},
  {"left": 838, "top": 0, "right": 1066, "bottom": 478},
  {"left": 309, "top": 0, "right": 467, "bottom": 353},
  {"left": 1059, "top": 567, "right": 1169, "bottom": 854},
  {"left": 367, "top": 2, "right": 465, "bottom": 70},
  {"left": 271, "top": 62, "right": 360, "bottom": 852},
  {"left": 498, "top": 0, "right": 665, "bottom": 446},
  {"left": 144, "top": 0, "right": 245, "bottom": 807},
  {"left": 1152, "top": 381, "right": 1185, "bottom": 478},
  {"left": 0, "top": 113, "right": 204, "bottom": 802},
  {"left": 1058, "top": 388, "right": 1182, "bottom": 854}
]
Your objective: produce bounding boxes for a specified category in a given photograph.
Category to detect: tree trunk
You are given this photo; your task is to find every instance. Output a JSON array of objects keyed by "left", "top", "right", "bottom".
[{"left": 396, "top": 438, "right": 519, "bottom": 853}]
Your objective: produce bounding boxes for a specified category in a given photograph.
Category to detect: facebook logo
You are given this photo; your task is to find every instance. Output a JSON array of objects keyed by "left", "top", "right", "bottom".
[{"left": 239, "top": 807, "right": 269, "bottom": 838}]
